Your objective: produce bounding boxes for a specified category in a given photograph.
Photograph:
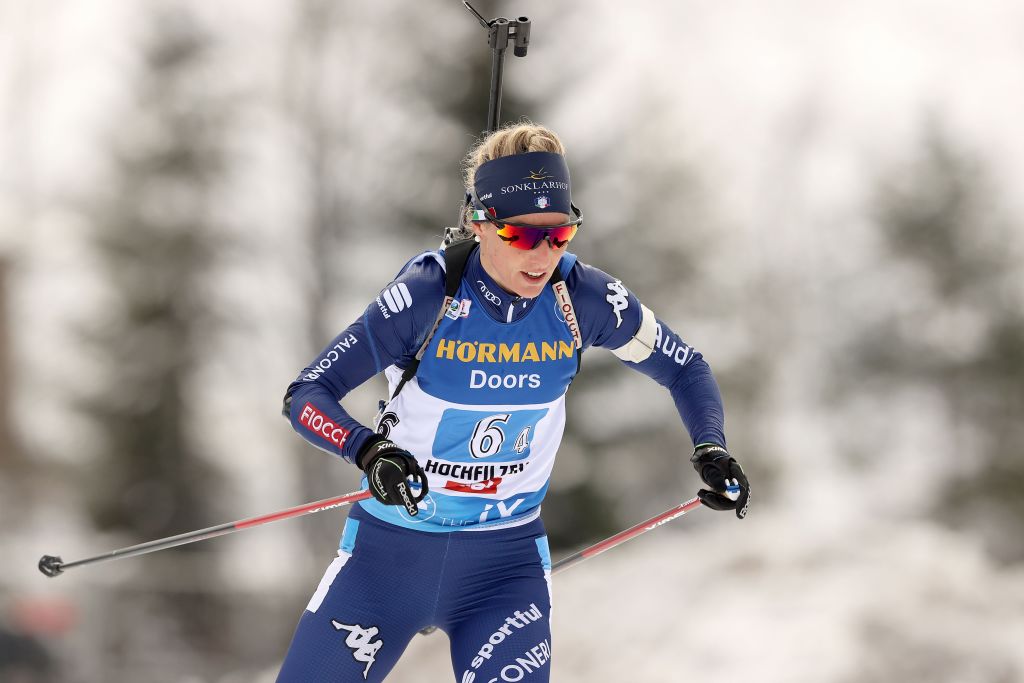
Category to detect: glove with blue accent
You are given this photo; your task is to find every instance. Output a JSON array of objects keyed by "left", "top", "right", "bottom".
[
  {"left": 357, "top": 436, "right": 429, "bottom": 517},
  {"left": 690, "top": 444, "right": 750, "bottom": 519}
]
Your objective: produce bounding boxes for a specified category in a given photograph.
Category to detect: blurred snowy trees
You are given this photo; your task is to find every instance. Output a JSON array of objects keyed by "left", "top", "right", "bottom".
[
  {"left": 849, "top": 126, "right": 1024, "bottom": 561},
  {"left": 72, "top": 4, "right": 235, "bottom": 668},
  {"left": 79, "top": 5, "right": 224, "bottom": 553}
]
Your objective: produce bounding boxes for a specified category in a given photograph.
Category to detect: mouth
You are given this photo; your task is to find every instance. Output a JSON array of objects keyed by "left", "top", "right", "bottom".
[{"left": 521, "top": 270, "right": 547, "bottom": 283}]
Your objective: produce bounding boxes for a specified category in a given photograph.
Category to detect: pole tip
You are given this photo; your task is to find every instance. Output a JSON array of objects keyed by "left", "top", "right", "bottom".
[{"left": 38, "top": 555, "right": 64, "bottom": 578}]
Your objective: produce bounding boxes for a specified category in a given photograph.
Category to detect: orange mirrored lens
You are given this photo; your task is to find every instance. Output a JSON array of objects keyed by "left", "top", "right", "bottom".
[{"left": 495, "top": 224, "right": 578, "bottom": 250}]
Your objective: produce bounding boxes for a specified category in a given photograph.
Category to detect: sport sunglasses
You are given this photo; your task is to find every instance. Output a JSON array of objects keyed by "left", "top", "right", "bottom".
[{"left": 467, "top": 190, "right": 583, "bottom": 251}]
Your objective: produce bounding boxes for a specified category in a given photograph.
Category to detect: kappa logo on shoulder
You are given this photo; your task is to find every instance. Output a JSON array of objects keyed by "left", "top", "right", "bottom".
[{"left": 605, "top": 280, "right": 629, "bottom": 329}]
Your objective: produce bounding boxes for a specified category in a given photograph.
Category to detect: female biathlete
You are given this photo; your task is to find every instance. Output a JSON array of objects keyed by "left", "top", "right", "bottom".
[{"left": 276, "top": 122, "right": 749, "bottom": 682}]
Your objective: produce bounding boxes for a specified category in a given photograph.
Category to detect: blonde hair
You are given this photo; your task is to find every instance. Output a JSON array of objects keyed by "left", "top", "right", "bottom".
[
  {"left": 463, "top": 121, "right": 567, "bottom": 192},
  {"left": 442, "top": 121, "right": 567, "bottom": 246}
]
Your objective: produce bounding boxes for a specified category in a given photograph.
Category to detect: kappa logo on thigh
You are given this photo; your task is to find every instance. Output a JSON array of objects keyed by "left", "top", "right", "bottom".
[{"left": 332, "top": 620, "right": 383, "bottom": 680}]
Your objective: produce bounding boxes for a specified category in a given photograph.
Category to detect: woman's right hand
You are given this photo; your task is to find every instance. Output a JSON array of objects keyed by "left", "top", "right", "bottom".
[{"left": 357, "top": 437, "right": 429, "bottom": 516}]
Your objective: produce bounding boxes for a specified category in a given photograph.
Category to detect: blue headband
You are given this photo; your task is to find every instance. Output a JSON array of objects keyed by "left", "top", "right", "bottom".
[{"left": 472, "top": 151, "right": 572, "bottom": 219}]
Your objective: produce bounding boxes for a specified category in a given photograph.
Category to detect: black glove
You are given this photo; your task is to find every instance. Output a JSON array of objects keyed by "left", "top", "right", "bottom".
[
  {"left": 357, "top": 436, "right": 429, "bottom": 517},
  {"left": 690, "top": 444, "right": 750, "bottom": 519}
]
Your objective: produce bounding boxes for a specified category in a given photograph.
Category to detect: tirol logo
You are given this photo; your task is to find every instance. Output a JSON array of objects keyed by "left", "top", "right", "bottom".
[
  {"left": 605, "top": 280, "right": 629, "bottom": 329},
  {"left": 446, "top": 298, "right": 472, "bottom": 320},
  {"left": 534, "top": 195, "right": 550, "bottom": 209},
  {"left": 524, "top": 168, "right": 553, "bottom": 181},
  {"left": 331, "top": 620, "right": 383, "bottom": 679}
]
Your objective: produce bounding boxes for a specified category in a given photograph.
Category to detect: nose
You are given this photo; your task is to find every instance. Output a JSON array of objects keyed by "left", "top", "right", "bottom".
[{"left": 525, "top": 247, "right": 559, "bottom": 271}]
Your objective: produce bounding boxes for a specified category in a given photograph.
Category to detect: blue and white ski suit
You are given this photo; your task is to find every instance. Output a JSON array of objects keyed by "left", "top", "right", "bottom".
[{"left": 277, "top": 245, "right": 726, "bottom": 682}]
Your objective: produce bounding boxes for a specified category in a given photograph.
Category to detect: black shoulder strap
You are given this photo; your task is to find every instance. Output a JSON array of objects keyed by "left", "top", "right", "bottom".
[
  {"left": 443, "top": 239, "right": 478, "bottom": 297},
  {"left": 389, "top": 239, "right": 478, "bottom": 401}
]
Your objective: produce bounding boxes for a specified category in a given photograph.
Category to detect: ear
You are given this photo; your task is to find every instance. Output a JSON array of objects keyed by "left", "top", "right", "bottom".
[{"left": 470, "top": 221, "right": 487, "bottom": 240}]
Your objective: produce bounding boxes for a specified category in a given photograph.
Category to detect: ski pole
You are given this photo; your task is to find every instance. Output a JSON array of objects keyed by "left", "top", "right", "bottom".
[
  {"left": 38, "top": 489, "right": 372, "bottom": 578},
  {"left": 550, "top": 496, "right": 702, "bottom": 576},
  {"left": 550, "top": 485, "right": 742, "bottom": 575}
]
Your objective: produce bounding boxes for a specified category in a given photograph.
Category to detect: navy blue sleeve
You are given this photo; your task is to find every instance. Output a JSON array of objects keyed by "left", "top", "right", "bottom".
[
  {"left": 628, "top": 321, "right": 727, "bottom": 448},
  {"left": 567, "top": 260, "right": 727, "bottom": 448},
  {"left": 566, "top": 261, "right": 644, "bottom": 351},
  {"left": 283, "top": 252, "right": 446, "bottom": 464}
]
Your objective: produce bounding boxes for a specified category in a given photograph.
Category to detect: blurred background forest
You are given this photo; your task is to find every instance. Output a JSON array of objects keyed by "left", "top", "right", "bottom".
[{"left": 2, "top": 1, "right": 1023, "bottom": 681}]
